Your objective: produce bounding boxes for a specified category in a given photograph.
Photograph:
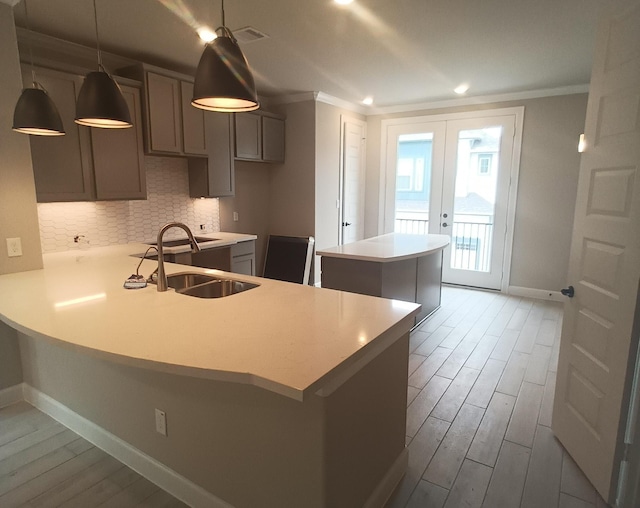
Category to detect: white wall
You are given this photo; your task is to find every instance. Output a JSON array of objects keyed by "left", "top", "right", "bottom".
[{"left": 365, "top": 94, "right": 588, "bottom": 292}]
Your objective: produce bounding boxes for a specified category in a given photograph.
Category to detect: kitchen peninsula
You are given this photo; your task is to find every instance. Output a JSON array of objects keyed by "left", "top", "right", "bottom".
[
  {"left": 0, "top": 243, "right": 419, "bottom": 508},
  {"left": 318, "top": 233, "right": 450, "bottom": 327}
]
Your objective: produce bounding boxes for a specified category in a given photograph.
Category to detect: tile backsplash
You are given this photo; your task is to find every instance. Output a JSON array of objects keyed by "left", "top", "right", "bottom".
[{"left": 37, "top": 156, "right": 220, "bottom": 253}]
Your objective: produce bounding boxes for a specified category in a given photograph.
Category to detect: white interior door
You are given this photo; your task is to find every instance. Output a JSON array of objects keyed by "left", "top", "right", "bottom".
[
  {"left": 440, "top": 116, "right": 516, "bottom": 289},
  {"left": 340, "top": 116, "right": 366, "bottom": 245},
  {"left": 552, "top": 3, "right": 640, "bottom": 504}
]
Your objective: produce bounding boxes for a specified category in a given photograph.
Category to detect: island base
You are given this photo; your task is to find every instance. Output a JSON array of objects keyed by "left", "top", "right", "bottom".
[
  {"left": 18, "top": 331, "right": 410, "bottom": 508},
  {"left": 321, "top": 251, "right": 443, "bottom": 328}
]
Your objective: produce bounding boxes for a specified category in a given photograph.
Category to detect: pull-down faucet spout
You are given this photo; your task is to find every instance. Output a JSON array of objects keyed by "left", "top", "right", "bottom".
[{"left": 155, "top": 222, "right": 201, "bottom": 292}]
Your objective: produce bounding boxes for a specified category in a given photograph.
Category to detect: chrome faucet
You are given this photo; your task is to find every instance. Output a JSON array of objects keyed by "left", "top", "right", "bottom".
[{"left": 155, "top": 222, "right": 201, "bottom": 292}]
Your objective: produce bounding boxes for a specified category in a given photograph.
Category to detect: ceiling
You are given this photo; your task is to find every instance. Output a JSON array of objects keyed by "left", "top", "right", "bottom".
[{"left": 12, "top": 0, "right": 611, "bottom": 110}]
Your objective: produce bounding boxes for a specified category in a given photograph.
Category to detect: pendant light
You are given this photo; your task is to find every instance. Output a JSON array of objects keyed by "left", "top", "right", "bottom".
[
  {"left": 12, "top": 0, "right": 65, "bottom": 136},
  {"left": 75, "top": 0, "right": 132, "bottom": 128},
  {"left": 192, "top": 0, "right": 259, "bottom": 113}
]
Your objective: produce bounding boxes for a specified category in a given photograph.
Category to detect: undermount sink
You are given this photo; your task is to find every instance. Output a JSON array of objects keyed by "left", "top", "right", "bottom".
[
  {"left": 157, "top": 271, "right": 259, "bottom": 298},
  {"left": 148, "top": 236, "right": 219, "bottom": 248}
]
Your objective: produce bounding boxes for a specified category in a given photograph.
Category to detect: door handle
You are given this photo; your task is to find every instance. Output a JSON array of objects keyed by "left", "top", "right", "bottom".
[
  {"left": 342, "top": 222, "right": 352, "bottom": 227},
  {"left": 442, "top": 223, "right": 449, "bottom": 228},
  {"left": 561, "top": 286, "right": 575, "bottom": 298}
]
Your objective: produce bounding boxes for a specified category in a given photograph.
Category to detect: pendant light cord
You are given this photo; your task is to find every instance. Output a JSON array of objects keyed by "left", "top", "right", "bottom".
[
  {"left": 92, "top": 0, "right": 103, "bottom": 70},
  {"left": 221, "top": 0, "right": 226, "bottom": 28},
  {"left": 23, "top": 0, "right": 37, "bottom": 86}
]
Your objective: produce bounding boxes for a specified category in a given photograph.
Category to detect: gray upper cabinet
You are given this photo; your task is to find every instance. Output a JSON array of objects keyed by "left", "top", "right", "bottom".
[
  {"left": 188, "top": 113, "right": 235, "bottom": 197},
  {"left": 145, "top": 71, "right": 182, "bottom": 154},
  {"left": 234, "top": 112, "right": 285, "bottom": 163},
  {"left": 235, "top": 112, "right": 261, "bottom": 160},
  {"left": 180, "top": 81, "right": 207, "bottom": 156},
  {"left": 26, "top": 67, "right": 93, "bottom": 202},
  {"left": 125, "top": 66, "right": 208, "bottom": 157},
  {"left": 25, "top": 66, "right": 146, "bottom": 202},
  {"left": 262, "top": 116, "right": 285, "bottom": 163},
  {"left": 92, "top": 86, "right": 146, "bottom": 200}
]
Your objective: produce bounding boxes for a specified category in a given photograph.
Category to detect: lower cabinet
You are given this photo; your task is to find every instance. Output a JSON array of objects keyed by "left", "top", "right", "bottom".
[
  {"left": 25, "top": 66, "right": 146, "bottom": 202},
  {"left": 181, "top": 240, "right": 256, "bottom": 276}
]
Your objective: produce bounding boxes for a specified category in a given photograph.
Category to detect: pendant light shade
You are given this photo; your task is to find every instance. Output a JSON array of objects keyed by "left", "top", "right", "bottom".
[
  {"left": 75, "top": 0, "right": 132, "bottom": 129},
  {"left": 75, "top": 69, "right": 132, "bottom": 128},
  {"left": 192, "top": 33, "right": 259, "bottom": 112},
  {"left": 12, "top": 0, "right": 65, "bottom": 136},
  {"left": 13, "top": 85, "right": 65, "bottom": 136},
  {"left": 192, "top": 0, "right": 259, "bottom": 113}
]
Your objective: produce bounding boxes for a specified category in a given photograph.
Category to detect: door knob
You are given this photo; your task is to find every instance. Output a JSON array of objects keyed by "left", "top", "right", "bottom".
[
  {"left": 561, "top": 286, "right": 575, "bottom": 298},
  {"left": 342, "top": 222, "right": 352, "bottom": 227},
  {"left": 442, "top": 223, "right": 449, "bottom": 228}
]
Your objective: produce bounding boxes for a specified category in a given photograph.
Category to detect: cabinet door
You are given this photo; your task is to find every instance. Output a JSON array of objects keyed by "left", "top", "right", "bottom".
[
  {"left": 146, "top": 72, "right": 182, "bottom": 153},
  {"left": 25, "top": 67, "right": 93, "bottom": 202},
  {"left": 206, "top": 112, "right": 235, "bottom": 196},
  {"left": 180, "top": 81, "right": 207, "bottom": 156},
  {"left": 188, "top": 113, "right": 235, "bottom": 197},
  {"left": 234, "top": 112, "right": 261, "bottom": 160},
  {"left": 262, "top": 116, "right": 285, "bottom": 162},
  {"left": 231, "top": 241, "right": 256, "bottom": 275},
  {"left": 92, "top": 85, "right": 146, "bottom": 200}
]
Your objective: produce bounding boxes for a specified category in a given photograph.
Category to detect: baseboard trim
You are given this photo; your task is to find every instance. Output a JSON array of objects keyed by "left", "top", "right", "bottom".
[
  {"left": 22, "top": 384, "right": 234, "bottom": 508},
  {"left": 364, "top": 447, "right": 409, "bottom": 508},
  {"left": 0, "top": 382, "right": 24, "bottom": 408},
  {"left": 508, "top": 285, "right": 564, "bottom": 302}
]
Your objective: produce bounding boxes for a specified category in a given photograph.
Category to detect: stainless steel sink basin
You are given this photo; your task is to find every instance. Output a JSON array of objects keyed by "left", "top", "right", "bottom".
[
  {"left": 157, "top": 271, "right": 259, "bottom": 298},
  {"left": 165, "top": 272, "right": 217, "bottom": 291},
  {"left": 148, "top": 236, "right": 219, "bottom": 247},
  {"left": 180, "top": 279, "right": 259, "bottom": 298}
]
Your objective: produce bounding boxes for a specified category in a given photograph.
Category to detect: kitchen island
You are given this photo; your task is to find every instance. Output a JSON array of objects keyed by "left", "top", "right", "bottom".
[
  {"left": 0, "top": 242, "right": 419, "bottom": 508},
  {"left": 318, "top": 233, "right": 450, "bottom": 327}
]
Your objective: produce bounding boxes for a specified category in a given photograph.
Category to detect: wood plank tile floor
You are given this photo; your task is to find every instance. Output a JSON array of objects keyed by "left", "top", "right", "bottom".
[
  {"left": 387, "top": 286, "right": 610, "bottom": 508},
  {"left": 0, "top": 402, "right": 188, "bottom": 508}
]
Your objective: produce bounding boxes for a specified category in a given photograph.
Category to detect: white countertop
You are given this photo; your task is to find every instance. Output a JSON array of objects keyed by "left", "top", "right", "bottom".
[
  {"left": 136, "top": 231, "right": 257, "bottom": 256},
  {"left": 317, "top": 233, "right": 450, "bottom": 262},
  {"left": 0, "top": 242, "right": 419, "bottom": 401}
]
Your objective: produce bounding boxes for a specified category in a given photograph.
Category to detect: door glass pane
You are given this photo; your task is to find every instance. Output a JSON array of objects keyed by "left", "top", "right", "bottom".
[
  {"left": 394, "top": 133, "right": 433, "bottom": 234},
  {"left": 450, "top": 126, "right": 502, "bottom": 272}
]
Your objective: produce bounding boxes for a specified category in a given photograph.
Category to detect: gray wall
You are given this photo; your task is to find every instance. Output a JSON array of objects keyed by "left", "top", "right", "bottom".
[
  {"left": 0, "top": 4, "right": 44, "bottom": 391},
  {"left": 365, "top": 94, "right": 588, "bottom": 292},
  {"left": 0, "top": 5, "right": 43, "bottom": 275},
  {"left": 0, "top": 323, "right": 22, "bottom": 391}
]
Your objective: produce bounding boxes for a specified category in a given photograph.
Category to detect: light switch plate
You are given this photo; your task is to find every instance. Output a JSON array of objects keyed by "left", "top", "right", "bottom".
[{"left": 6, "top": 237, "right": 22, "bottom": 257}]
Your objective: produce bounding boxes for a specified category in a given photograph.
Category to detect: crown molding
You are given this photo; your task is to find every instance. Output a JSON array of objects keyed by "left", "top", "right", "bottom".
[
  {"left": 265, "top": 84, "right": 589, "bottom": 117},
  {"left": 373, "top": 84, "right": 590, "bottom": 116}
]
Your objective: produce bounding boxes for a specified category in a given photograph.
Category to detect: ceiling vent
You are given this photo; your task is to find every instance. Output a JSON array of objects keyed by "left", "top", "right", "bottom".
[{"left": 233, "top": 26, "right": 269, "bottom": 44}]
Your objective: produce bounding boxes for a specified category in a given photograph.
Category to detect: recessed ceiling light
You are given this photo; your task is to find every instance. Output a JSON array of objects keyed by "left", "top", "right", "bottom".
[
  {"left": 362, "top": 96, "right": 373, "bottom": 105},
  {"left": 335, "top": 0, "right": 354, "bottom": 5},
  {"left": 197, "top": 27, "right": 217, "bottom": 43},
  {"left": 454, "top": 83, "right": 470, "bottom": 95}
]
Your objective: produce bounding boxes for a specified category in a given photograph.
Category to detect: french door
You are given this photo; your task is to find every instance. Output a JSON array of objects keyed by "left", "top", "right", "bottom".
[{"left": 383, "top": 110, "right": 521, "bottom": 290}]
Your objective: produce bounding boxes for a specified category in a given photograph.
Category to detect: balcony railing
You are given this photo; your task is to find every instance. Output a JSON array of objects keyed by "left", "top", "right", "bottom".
[{"left": 395, "top": 218, "right": 494, "bottom": 272}]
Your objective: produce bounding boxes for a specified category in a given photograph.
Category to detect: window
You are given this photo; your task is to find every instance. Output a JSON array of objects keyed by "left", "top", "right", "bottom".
[
  {"left": 397, "top": 157, "right": 425, "bottom": 192},
  {"left": 478, "top": 154, "right": 492, "bottom": 175}
]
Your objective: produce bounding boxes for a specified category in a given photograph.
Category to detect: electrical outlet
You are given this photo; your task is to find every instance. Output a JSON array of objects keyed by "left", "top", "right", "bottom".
[
  {"left": 6, "top": 237, "right": 22, "bottom": 257},
  {"left": 155, "top": 408, "right": 167, "bottom": 436},
  {"left": 233, "top": 212, "right": 239, "bottom": 222}
]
